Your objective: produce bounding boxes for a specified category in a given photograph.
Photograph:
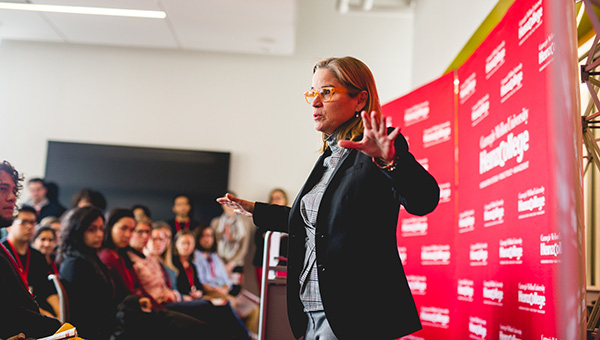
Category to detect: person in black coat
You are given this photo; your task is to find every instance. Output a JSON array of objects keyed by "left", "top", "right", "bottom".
[
  {"left": 0, "top": 161, "right": 61, "bottom": 339},
  {"left": 58, "top": 206, "right": 117, "bottom": 340},
  {"left": 218, "top": 57, "right": 440, "bottom": 340}
]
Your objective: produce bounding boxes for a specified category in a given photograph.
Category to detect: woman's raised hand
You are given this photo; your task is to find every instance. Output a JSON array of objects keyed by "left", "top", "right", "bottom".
[
  {"left": 216, "top": 193, "right": 255, "bottom": 217},
  {"left": 338, "top": 110, "right": 400, "bottom": 162}
]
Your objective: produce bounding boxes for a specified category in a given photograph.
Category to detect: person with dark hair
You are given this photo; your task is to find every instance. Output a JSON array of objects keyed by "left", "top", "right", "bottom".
[
  {"left": 194, "top": 225, "right": 260, "bottom": 335},
  {"left": 0, "top": 160, "right": 61, "bottom": 339},
  {"left": 57, "top": 206, "right": 115, "bottom": 339},
  {"left": 70, "top": 188, "right": 107, "bottom": 211},
  {"left": 2, "top": 206, "right": 60, "bottom": 318},
  {"left": 98, "top": 208, "right": 215, "bottom": 340},
  {"left": 32, "top": 226, "right": 58, "bottom": 276},
  {"left": 23, "top": 178, "right": 66, "bottom": 222},
  {"left": 167, "top": 194, "right": 200, "bottom": 240},
  {"left": 218, "top": 56, "right": 440, "bottom": 340},
  {"left": 131, "top": 204, "right": 152, "bottom": 220}
]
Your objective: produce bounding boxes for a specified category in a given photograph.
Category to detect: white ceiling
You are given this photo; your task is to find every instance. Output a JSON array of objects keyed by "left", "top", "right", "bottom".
[
  {"left": 0, "top": 0, "right": 298, "bottom": 55},
  {"left": 0, "top": 0, "right": 414, "bottom": 56}
]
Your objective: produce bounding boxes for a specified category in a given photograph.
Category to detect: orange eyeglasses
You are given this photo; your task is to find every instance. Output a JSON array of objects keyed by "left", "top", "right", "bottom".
[{"left": 304, "top": 87, "right": 348, "bottom": 104}]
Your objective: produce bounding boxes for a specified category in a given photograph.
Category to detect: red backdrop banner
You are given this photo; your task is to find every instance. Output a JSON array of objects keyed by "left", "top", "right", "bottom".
[{"left": 382, "top": 0, "right": 584, "bottom": 338}]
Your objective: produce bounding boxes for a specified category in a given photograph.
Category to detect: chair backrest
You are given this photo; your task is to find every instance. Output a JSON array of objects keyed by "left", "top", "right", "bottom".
[{"left": 48, "top": 274, "right": 69, "bottom": 323}]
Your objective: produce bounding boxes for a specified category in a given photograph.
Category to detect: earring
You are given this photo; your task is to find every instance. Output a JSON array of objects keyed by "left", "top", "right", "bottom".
[{"left": 355, "top": 111, "right": 360, "bottom": 118}]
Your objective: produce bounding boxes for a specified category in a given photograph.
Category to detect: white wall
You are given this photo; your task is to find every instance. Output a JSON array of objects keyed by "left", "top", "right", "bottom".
[
  {"left": 0, "top": 0, "right": 500, "bottom": 210},
  {"left": 0, "top": 0, "right": 414, "bottom": 207},
  {"left": 411, "top": 0, "right": 499, "bottom": 89}
]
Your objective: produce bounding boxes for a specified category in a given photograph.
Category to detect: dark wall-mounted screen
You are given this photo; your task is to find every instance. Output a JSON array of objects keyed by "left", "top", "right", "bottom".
[{"left": 45, "top": 141, "right": 230, "bottom": 226}]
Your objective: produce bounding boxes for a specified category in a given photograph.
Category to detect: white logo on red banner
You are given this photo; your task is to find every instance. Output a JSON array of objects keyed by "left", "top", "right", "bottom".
[
  {"left": 460, "top": 72, "right": 477, "bottom": 104},
  {"left": 518, "top": 0, "right": 543, "bottom": 46},
  {"left": 483, "top": 280, "right": 504, "bottom": 306},
  {"left": 421, "top": 244, "right": 451, "bottom": 265},
  {"left": 479, "top": 108, "right": 530, "bottom": 180},
  {"left": 483, "top": 199, "right": 504, "bottom": 227},
  {"left": 423, "top": 121, "right": 452, "bottom": 148},
  {"left": 500, "top": 63, "right": 523, "bottom": 103},
  {"left": 398, "top": 246, "right": 407, "bottom": 266},
  {"left": 420, "top": 306, "right": 450, "bottom": 329},
  {"left": 407, "top": 275, "right": 427, "bottom": 296},
  {"left": 518, "top": 186, "right": 545, "bottom": 219},
  {"left": 439, "top": 182, "right": 452, "bottom": 203},
  {"left": 499, "top": 237, "right": 524, "bottom": 265},
  {"left": 404, "top": 101, "right": 430, "bottom": 126},
  {"left": 471, "top": 94, "right": 491, "bottom": 127},
  {"left": 457, "top": 279, "right": 475, "bottom": 302},
  {"left": 486, "top": 41, "right": 506, "bottom": 79},
  {"left": 499, "top": 324, "right": 523, "bottom": 340},
  {"left": 539, "top": 33, "right": 555, "bottom": 71},
  {"left": 470, "top": 242, "right": 489, "bottom": 266},
  {"left": 540, "top": 233, "right": 561, "bottom": 264},
  {"left": 401, "top": 216, "right": 428, "bottom": 237},
  {"left": 469, "top": 316, "right": 488, "bottom": 340},
  {"left": 459, "top": 209, "right": 476, "bottom": 233},
  {"left": 517, "top": 282, "right": 546, "bottom": 314}
]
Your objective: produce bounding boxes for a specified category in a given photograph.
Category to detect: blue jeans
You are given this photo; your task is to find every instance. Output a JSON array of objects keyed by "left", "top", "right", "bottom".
[{"left": 304, "top": 311, "right": 339, "bottom": 340}]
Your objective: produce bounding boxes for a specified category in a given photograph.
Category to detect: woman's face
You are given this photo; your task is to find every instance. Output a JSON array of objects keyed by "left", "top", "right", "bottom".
[
  {"left": 130, "top": 222, "right": 152, "bottom": 251},
  {"left": 33, "top": 230, "right": 56, "bottom": 256},
  {"left": 269, "top": 190, "right": 287, "bottom": 205},
  {"left": 83, "top": 216, "right": 104, "bottom": 249},
  {"left": 145, "top": 229, "right": 167, "bottom": 256},
  {"left": 310, "top": 68, "right": 364, "bottom": 135},
  {"left": 111, "top": 217, "right": 135, "bottom": 249},
  {"left": 175, "top": 234, "right": 195, "bottom": 258},
  {"left": 198, "top": 228, "right": 214, "bottom": 251}
]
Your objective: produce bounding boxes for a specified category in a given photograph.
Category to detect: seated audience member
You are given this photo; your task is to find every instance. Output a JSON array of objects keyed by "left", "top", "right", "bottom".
[
  {"left": 70, "top": 188, "right": 107, "bottom": 211},
  {"left": 195, "top": 225, "right": 259, "bottom": 334},
  {"left": 210, "top": 193, "right": 254, "bottom": 296},
  {"left": 253, "top": 188, "right": 289, "bottom": 290},
  {"left": 132, "top": 218, "right": 251, "bottom": 340},
  {"left": 172, "top": 230, "right": 205, "bottom": 301},
  {"left": 23, "top": 178, "right": 66, "bottom": 222},
  {"left": 98, "top": 208, "right": 214, "bottom": 340},
  {"left": 131, "top": 204, "right": 151, "bottom": 221},
  {"left": 167, "top": 194, "right": 200, "bottom": 239},
  {"left": 32, "top": 226, "right": 59, "bottom": 276},
  {"left": 2, "top": 206, "right": 60, "bottom": 318},
  {"left": 39, "top": 216, "right": 62, "bottom": 245},
  {"left": 57, "top": 207, "right": 118, "bottom": 339},
  {"left": 153, "top": 221, "right": 178, "bottom": 287},
  {"left": 0, "top": 161, "right": 61, "bottom": 339}
]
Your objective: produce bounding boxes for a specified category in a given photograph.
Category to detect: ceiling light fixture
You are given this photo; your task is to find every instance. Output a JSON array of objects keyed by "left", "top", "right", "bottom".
[{"left": 0, "top": 2, "right": 166, "bottom": 19}]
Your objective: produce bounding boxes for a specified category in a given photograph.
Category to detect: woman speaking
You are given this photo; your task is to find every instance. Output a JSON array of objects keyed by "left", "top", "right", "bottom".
[{"left": 218, "top": 56, "right": 439, "bottom": 340}]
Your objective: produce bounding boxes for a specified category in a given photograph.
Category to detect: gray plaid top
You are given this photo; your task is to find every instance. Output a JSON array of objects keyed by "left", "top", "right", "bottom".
[{"left": 299, "top": 133, "right": 348, "bottom": 312}]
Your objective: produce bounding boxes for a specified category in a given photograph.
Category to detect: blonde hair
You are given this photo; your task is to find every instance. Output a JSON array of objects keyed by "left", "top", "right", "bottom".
[
  {"left": 152, "top": 221, "right": 178, "bottom": 275},
  {"left": 313, "top": 56, "right": 382, "bottom": 152}
]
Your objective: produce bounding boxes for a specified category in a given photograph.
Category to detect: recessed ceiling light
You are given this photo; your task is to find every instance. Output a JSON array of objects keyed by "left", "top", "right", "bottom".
[{"left": 0, "top": 2, "right": 166, "bottom": 19}]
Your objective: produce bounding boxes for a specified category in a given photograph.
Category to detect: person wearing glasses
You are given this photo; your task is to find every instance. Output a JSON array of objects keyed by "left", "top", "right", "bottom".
[
  {"left": 217, "top": 56, "right": 440, "bottom": 340},
  {"left": 0, "top": 161, "right": 61, "bottom": 339},
  {"left": 2, "top": 206, "right": 60, "bottom": 318}
]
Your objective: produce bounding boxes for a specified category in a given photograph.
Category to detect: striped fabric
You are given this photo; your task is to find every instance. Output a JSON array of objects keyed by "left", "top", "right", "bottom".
[{"left": 299, "top": 134, "right": 348, "bottom": 312}]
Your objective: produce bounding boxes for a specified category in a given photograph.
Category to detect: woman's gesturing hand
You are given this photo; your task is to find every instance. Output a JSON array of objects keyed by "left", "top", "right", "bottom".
[
  {"left": 338, "top": 110, "right": 400, "bottom": 162},
  {"left": 216, "top": 193, "right": 255, "bottom": 217}
]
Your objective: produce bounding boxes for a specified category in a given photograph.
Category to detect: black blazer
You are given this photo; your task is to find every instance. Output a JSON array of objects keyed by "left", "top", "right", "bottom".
[
  {"left": 0, "top": 246, "right": 61, "bottom": 339},
  {"left": 59, "top": 249, "right": 116, "bottom": 340},
  {"left": 253, "top": 133, "right": 439, "bottom": 339}
]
